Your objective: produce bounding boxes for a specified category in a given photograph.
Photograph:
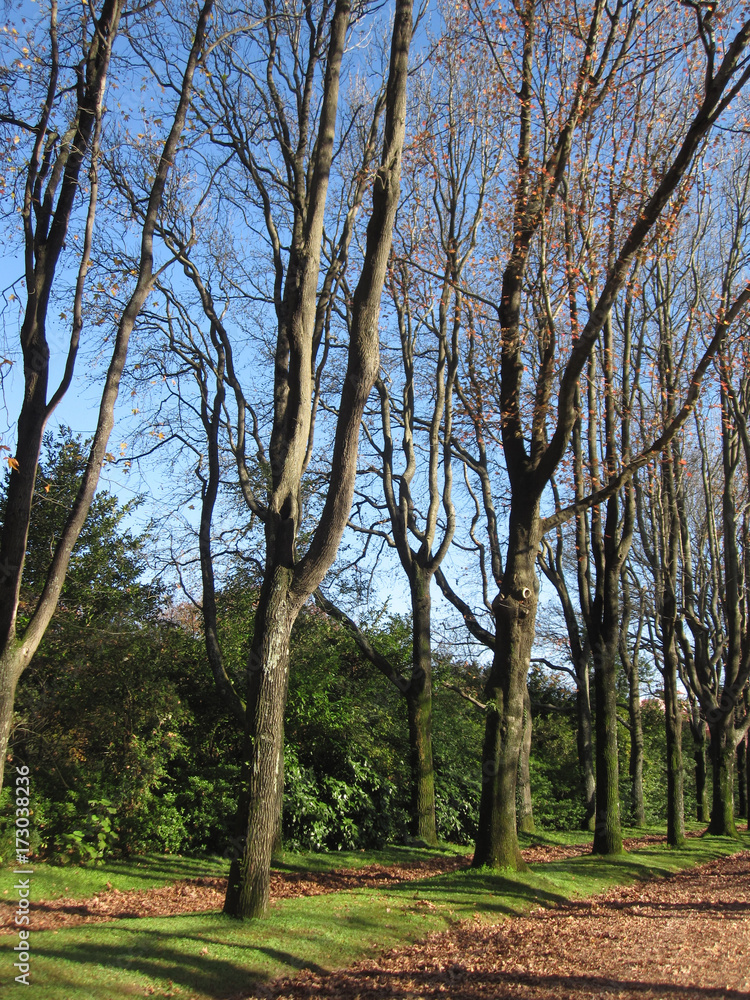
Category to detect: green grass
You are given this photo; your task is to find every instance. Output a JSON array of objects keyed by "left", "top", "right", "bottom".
[
  {"left": 1, "top": 842, "right": 472, "bottom": 904},
  {"left": 2, "top": 827, "right": 748, "bottom": 999},
  {"left": 1, "top": 853, "right": 230, "bottom": 903},
  {"left": 271, "top": 840, "right": 470, "bottom": 874}
]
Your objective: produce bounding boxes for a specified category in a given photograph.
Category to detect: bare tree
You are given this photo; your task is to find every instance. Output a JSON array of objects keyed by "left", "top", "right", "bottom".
[
  {"left": 440, "top": 0, "right": 750, "bottom": 869},
  {"left": 130, "top": 0, "right": 415, "bottom": 918},
  {"left": 0, "top": 0, "right": 214, "bottom": 793},
  {"left": 320, "top": 39, "right": 497, "bottom": 845}
]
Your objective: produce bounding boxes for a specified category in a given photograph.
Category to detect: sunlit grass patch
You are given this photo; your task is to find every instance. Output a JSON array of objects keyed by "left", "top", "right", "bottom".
[{"left": 4, "top": 829, "right": 747, "bottom": 999}]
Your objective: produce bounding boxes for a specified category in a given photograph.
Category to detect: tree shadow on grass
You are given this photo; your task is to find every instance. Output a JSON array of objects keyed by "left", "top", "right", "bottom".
[
  {"left": 31, "top": 924, "right": 327, "bottom": 999},
  {"left": 385, "top": 870, "right": 571, "bottom": 916},
  {"left": 31, "top": 903, "right": 471, "bottom": 998},
  {"left": 271, "top": 845, "right": 468, "bottom": 877},
  {"left": 35, "top": 853, "right": 229, "bottom": 886}
]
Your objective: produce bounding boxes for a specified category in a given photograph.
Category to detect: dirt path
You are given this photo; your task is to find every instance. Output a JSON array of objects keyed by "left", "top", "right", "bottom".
[
  {"left": 243, "top": 849, "right": 750, "bottom": 1000},
  {"left": 0, "top": 833, "right": 691, "bottom": 934}
]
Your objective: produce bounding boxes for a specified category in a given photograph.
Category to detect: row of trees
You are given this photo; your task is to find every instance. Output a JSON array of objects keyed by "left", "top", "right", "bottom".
[
  {"left": 2, "top": 0, "right": 750, "bottom": 921},
  {"left": 3, "top": 431, "right": 734, "bottom": 864}
]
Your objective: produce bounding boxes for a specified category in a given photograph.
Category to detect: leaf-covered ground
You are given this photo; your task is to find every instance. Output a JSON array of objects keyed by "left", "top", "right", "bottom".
[
  {"left": 242, "top": 849, "right": 750, "bottom": 1000},
  {"left": 0, "top": 832, "right": 696, "bottom": 935}
]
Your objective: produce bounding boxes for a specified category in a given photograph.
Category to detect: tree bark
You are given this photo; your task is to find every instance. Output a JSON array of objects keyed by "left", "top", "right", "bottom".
[
  {"left": 627, "top": 654, "right": 646, "bottom": 827},
  {"left": 592, "top": 635, "right": 623, "bottom": 855},
  {"left": 707, "top": 715, "right": 738, "bottom": 837},
  {"left": 591, "top": 488, "right": 629, "bottom": 856},
  {"left": 661, "top": 438, "right": 686, "bottom": 848},
  {"left": 620, "top": 569, "right": 645, "bottom": 827},
  {"left": 517, "top": 684, "right": 535, "bottom": 834},
  {"left": 576, "top": 673, "right": 596, "bottom": 832},
  {"left": 474, "top": 501, "right": 538, "bottom": 871},
  {"left": 405, "top": 573, "right": 438, "bottom": 845},
  {"left": 737, "top": 734, "right": 747, "bottom": 820},
  {"left": 225, "top": 567, "right": 297, "bottom": 918},
  {"left": 694, "top": 724, "right": 710, "bottom": 823},
  {"left": 664, "top": 646, "right": 686, "bottom": 846}
]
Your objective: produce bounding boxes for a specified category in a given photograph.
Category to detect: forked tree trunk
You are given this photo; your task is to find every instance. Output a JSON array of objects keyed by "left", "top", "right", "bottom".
[
  {"left": 707, "top": 716, "right": 738, "bottom": 838},
  {"left": 405, "top": 575, "right": 438, "bottom": 845},
  {"left": 221, "top": 0, "right": 413, "bottom": 919},
  {"left": 517, "top": 685, "right": 535, "bottom": 834},
  {"left": 224, "top": 567, "right": 298, "bottom": 918}
]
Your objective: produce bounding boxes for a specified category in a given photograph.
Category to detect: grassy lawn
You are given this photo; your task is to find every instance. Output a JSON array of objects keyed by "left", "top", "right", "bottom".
[
  {"left": 1, "top": 826, "right": 747, "bottom": 999},
  {"left": 1, "top": 854, "right": 230, "bottom": 903},
  {"left": 1, "top": 842, "right": 474, "bottom": 904},
  {"left": 2, "top": 825, "right": 646, "bottom": 904}
]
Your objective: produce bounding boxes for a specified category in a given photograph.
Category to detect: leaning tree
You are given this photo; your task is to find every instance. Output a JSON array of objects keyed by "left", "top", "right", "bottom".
[
  {"left": 0, "top": 0, "right": 215, "bottom": 793},
  {"left": 122, "top": 0, "right": 415, "bottom": 918}
]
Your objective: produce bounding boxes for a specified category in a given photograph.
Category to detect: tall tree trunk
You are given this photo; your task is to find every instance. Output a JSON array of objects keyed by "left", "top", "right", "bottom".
[
  {"left": 592, "top": 637, "right": 623, "bottom": 854},
  {"left": 220, "top": 0, "right": 413, "bottom": 919},
  {"left": 691, "top": 714, "right": 710, "bottom": 823},
  {"left": 737, "top": 734, "right": 747, "bottom": 819},
  {"left": 660, "top": 439, "right": 686, "bottom": 848},
  {"left": 474, "top": 504, "right": 538, "bottom": 871},
  {"left": 619, "top": 569, "right": 645, "bottom": 828},
  {"left": 663, "top": 649, "right": 685, "bottom": 846},
  {"left": 592, "top": 494, "right": 625, "bottom": 856},
  {"left": 224, "top": 566, "right": 298, "bottom": 919},
  {"left": 707, "top": 716, "right": 738, "bottom": 837},
  {"left": 517, "top": 684, "right": 535, "bottom": 834},
  {"left": 576, "top": 671, "right": 596, "bottom": 832},
  {"left": 405, "top": 572, "right": 438, "bottom": 845},
  {"left": 627, "top": 654, "right": 645, "bottom": 826}
]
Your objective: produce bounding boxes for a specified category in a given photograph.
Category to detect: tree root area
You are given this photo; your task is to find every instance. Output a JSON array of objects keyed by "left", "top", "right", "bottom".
[
  {"left": 243, "top": 850, "right": 750, "bottom": 1000},
  {"left": 0, "top": 831, "right": 702, "bottom": 935}
]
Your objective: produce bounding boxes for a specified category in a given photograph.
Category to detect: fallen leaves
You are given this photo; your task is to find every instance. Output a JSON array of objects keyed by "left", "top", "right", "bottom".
[{"left": 239, "top": 850, "right": 750, "bottom": 1000}]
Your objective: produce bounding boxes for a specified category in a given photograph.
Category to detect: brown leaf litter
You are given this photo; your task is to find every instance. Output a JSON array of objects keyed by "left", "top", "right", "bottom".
[{"left": 242, "top": 849, "right": 750, "bottom": 1000}]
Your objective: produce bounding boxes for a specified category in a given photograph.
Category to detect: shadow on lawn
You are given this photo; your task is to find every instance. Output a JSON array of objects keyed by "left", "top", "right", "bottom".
[
  {"left": 385, "top": 869, "right": 571, "bottom": 915},
  {"left": 32, "top": 923, "right": 325, "bottom": 998},
  {"left": 29, "top": 838, "right": 750, "bottom": 998},
  {"left": 272, "top": 844, "right": 464, "bottom": 876},
  {"left": 36, "top": 852, "right": 229, "bottom": 886}
]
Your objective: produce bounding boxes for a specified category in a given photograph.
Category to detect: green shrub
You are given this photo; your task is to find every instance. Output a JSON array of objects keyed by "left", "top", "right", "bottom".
[{"left": 282, "top": 748, "right": 408, "bottom": 851}]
